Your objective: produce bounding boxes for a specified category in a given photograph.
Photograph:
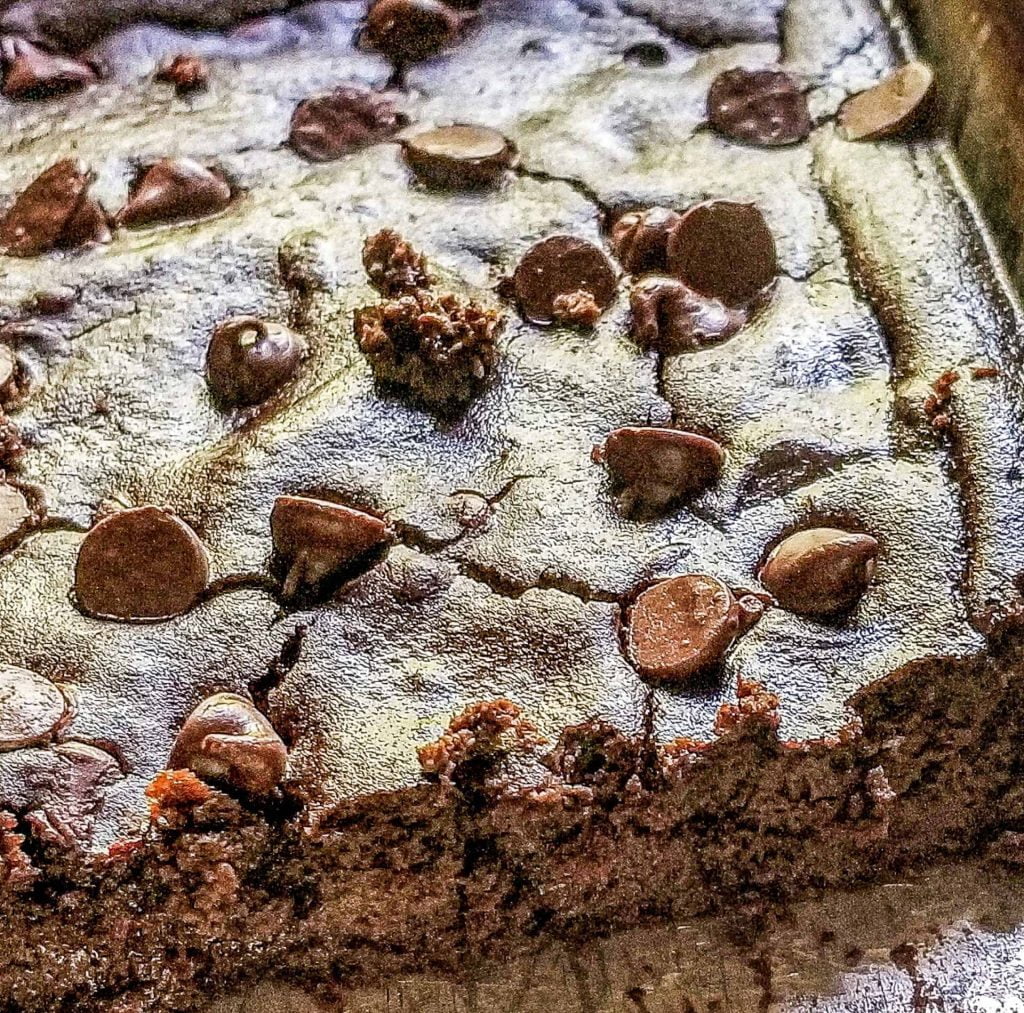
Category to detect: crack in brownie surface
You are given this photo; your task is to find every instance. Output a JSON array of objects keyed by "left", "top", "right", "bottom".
[{"left": 0, "top": 0, "right": 1023, "bottom": 1009}]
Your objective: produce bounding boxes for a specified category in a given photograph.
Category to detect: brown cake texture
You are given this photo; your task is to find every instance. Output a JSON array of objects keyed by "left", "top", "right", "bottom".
[{"left": 0, "top": 0, "right": 1023, "bottom": 1010}]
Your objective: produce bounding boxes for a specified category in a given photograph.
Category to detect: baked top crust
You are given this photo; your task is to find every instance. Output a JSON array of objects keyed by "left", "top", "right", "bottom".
[{"left": 0, "top": 0, "right": 1021, "bottom": 854}]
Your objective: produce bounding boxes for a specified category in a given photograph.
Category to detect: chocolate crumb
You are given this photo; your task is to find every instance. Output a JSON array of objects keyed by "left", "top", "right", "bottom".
[
  {"left": 924, "top": 368, "right": 960, "bottom": 426},
  {"left": 155, "top": 54, "right": 209, "bottom": 95},
  {"left": 0, "top": 412, "right": 24, "bottom": 468},
  {"left": 971, "top": 365, "right": 1000, "bottom": 380},
  {"left": 354, "top": 288, "right": 502, "bottom": 410},
  {"left": 362, "top": 229, "right": 430, "bottom": 296},
  {"left": 713, "top": 677, "right": 781, "bottom": 736},
  {"left": 418, "top": 699, "right": 542, "bottom": 785},
  {"left": 289, "top": 87, "right": 401, "bottom": 162},
  {"left": 551, "top": 289, "right": 602, "bottom": 328}
]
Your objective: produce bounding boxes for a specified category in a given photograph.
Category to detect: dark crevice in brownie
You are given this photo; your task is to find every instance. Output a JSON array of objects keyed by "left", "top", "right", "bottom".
[{"left": 512, "top": 163, "right": 612, "bottom": 222}]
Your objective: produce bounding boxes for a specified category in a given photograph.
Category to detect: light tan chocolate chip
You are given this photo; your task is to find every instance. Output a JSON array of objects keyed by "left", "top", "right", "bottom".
[
  {"left": 0, "top": 664, "right": 68, "bottom": 750},
  {"left": 838, "top": 62, "right": 935, "bottom": 142},
  {"left": 169, "top": 693, "right": 287, "bottom": 795}
]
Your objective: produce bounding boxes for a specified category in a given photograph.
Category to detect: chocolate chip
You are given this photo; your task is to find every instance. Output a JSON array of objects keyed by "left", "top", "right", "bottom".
[
  {"left": 838, "top": 61, "right": 935, "bottom": 142},
  {"left": 707, "top": 68, "right": 811, "bottom": 147},
  {"left": 354, "top": 288, "right": 502, "bottom": 409},
  {"left": 0, "top": 664, "right": 67, "bottom": 749},
  {"left": 74, "top": 506, "right": 210, "bottom": 621},
  {"left": 611, "top": 206, "right": 681, "bottom": 274},
  {"left": 0, "top": 159, "right": 109, "bottom": 257},
  {"left": 511, "top": 236, "right": 618, "bottom": 325},
  {"left": 289, "top": 87, "right": 402, "bottom": 162},
  {"left": 1, "top": 38, "right": 97, "bottom": 100},
  {"left": 0, "top": 482, "right": 31, "bottom": 544},
  {"left": 403, "top": 124, "right": 515, "bottom": 189},
  {"left": 363, "top": 0, "right": 466, "bottom": 63},
  {"left": 362, "top": 229, "right": 430, "bottom": 295},
  {"left": 666, "top": 201, "right": 777, "bottom": 307},
  {"left": 205, "top": 317, "right": 308, "bottom": 408},
  {"left": 155, "top": 53, "right": 209, "bottom": 95},
  {"left": 271, "top": 495, "right": 391, "bottom": 602},
  {"left": 594, "top": 427, "right": 724, "bottom": 517},
  {"left": 623, "top": 42, "right": 670, "bottom": 68},
  {"left": 169, "top": 692, "right": 287, "bottom": 795},
  {"left": 758, "top": 527, "right": 878, "bottom": 617},
  {"left": 625, "top": 575, "right": 763, "bottom": 682},
  {"left": 629, "top": 276, "right": 746, "bottom": 352},
  {"left": 115, "top": 158, "right": 232, "bottom": 229}
]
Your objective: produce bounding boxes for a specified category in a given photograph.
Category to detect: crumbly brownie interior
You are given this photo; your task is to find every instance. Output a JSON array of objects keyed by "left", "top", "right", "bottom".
[{"left": 1, "top": 0, "right": 1024, "bottom": 1010}]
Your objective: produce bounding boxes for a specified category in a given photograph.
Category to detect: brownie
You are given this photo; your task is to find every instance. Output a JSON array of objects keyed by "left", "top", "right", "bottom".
[{"left": 0, "top": 0, "right": 1023, "bottom": 1010}]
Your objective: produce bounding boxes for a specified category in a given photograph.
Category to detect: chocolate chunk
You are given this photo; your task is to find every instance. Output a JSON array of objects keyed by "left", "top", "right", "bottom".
[
  {"left": 289, "top": 87, "right": 402, "bottom": 163},
  {"left": 155, "top": 54, "right": 209, "bottom": 95},
  {"left": 74, "top": 506, "right": 210, "bottom": 621},
  {"left": 625, "top": 575, "right": 764, "bottom": 682},
  {"left": 511, "top": 236, "right": 618, "bottom": 325},
  {"left": 707, "top": 68, "right": 811, "bottom": 147},
  {"left": 611, "top": 206, "right": 681, "bottom": 274},
  {"left": 0, "top": 482, "right": 31, "bottom": 544},
  {"left": 116, "top": 158, "right": 232, "bottom": 229},
  {"left": 403, "top": 124, "right": 515, "bottom": 189},
  {"left": 271, "top": 495, "right": 391, "bottom": 602},
  {"left": 0, "top": 159, "right": 108, "bottom": 257},
  {"left": 205, "top": 317, "right": 308, "bottom": 408},
  {"left": 354, "top": 288, "right": 502, "bottom": 409},
  {"left": 169, "top": 693, "right": 287, "bottom": 795},
  {"left": 758, "top": 527, "right": 878, "bottom": 616},
  {"left": 1, "top": 38, "right": 97, "bottom": 100},
  {"left": 362, "top": 229, "right": 430, "bottom": 295},
  {"left": 0, "top": 664, "right": 67, "bottom": 750},
  {"left": 666, "top": 201, "right": 777, "bottom": 307},
  {"left": 630, "top": 276, "right": 746, "bottom": 352},
  {"left": 363, "top": 0, "right": 466, "bottom": 63},
  {"left": 838, "top": 62, "right": 935, "bottom": 142},
  {"left": 594, "top": 427, "right": 725, "bottom": 517}
]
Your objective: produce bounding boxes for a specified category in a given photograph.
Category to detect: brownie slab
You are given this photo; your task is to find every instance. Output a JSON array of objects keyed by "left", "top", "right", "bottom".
[{"left": 0, "top": 0, "right": 1024, "bottom": 1010}]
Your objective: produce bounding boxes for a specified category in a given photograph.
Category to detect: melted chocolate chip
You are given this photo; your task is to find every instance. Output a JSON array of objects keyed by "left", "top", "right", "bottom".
[
  {"left": 155, "top": 53, "right": 209, "bottom": 95},
  {"left": 1, "top": 38, "right": 97, "bottom": 100},
  {"left": 707, "top": 68, "right": 811, "bottom": 147},
  {"left": 838, "top": 61, "right": 935, "bottom": 141},
  {"left": 0, "top": 482, "right": 31, "bottom": 544},
  {"left": 169, "top": 692, "right": 287, "bottom": 795},
  {"left": 0, "top": 664, "right": 67, "bottom": 750},
  {"left": 362, "top": 229, "right": 430, "bottom": 295},
  {"left": 116, "top": 158, "right": 232, "bottom": 228},
  {"left": 74, "top": 506, "right": 210, "bottom": 621},
  {"left": 611, "top": 206, "right": 681, "bottom": 274},
  {"left": 629, "top": 276, "right": 746, "bottom": 352},
  {"left": 595, "top": 427, "right": 725, "bottom": 517},
  {"left": 625, "top": 575, "right": 763, "bottom": 682},
  {"left": 0, "top": 159, "right": 109, "bottom": 257},
  {"left": 511, "top": 236, "right": 618, "bottom": 325},
  {"left": 363, "top": 0, "right": 466, "bottom": 63},
  {"left": 758, "top": 527, "right": 878, "bottom": 616},
  {"left": 205, "top": 317, "right": 308, "bottom": 408},
  {"left": 404, "top": 124, "right": 515, "bottom": 189},
  {"left": 272, "top": 495, "right": 391, "bottom": 602},
  {"left": 354, "top": 288, "right": 502, "bottom": 409},
  {"left": 289, "top": 87, "right": 402, "bottom": 162},
  {"left": 666, "top": 201, "right": 777, "bottom": 307}
]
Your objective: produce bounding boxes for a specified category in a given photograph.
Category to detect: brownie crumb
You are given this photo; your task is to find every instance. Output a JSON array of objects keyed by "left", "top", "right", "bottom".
[
  {"left": 362, "top": 229, "right": 430, "bottom": 296},
  {"left": 924, "top": 369, "right": 959, "bottom": 417},
  {"left": 354, "top": 289, "right": 502, "bottom": 410},
  {"left": 971, "top": 364, "right": 999, "bottom": 380},
  {"left": 155, "top": 54, "right": 209, "bottom": 95},
  {"left": 714, "top": 678, "right": 780, "bottom": 736},
  {"left": 543, "top": 719, "right": 640, "bottom": 792},
  {"left": 418, "top": 699, "right": 542, "bottom": 785},
  {"left": 0, "top": 412, "right": 24, "bottom": 469},
  {"left": 551, "top": 289, "right": 602, "bottom": 328},
  {"left": 0, "top": 812, "right": 34, "bottom": 888},
  {"left": 146, "top": 768, "right": 214, "bottom": 817}
]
